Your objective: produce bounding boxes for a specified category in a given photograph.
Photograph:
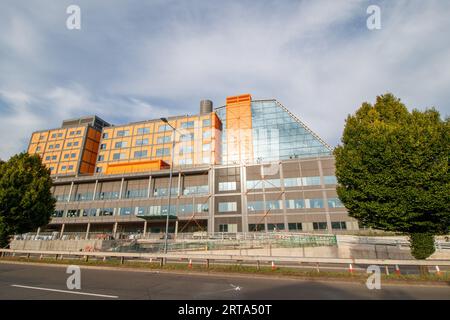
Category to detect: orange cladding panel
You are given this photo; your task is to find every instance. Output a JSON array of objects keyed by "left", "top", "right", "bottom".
[
  {"left": 105, "top": 159, "right": 169, "bottom": 175},
  {"left": 225, "top": 94, "right": 253, "bottom": 163}
]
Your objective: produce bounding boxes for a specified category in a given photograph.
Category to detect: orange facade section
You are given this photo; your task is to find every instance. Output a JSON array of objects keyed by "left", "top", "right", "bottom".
[
  {"left": 105, "top": 159, "right": 169, "bottom": 175},
  {"left": 225, "top": 94, "right": 253, "bottom": 163}
]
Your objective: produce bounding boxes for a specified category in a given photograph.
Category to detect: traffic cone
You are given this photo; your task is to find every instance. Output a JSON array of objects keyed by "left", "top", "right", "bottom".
[
  {"left": 435, "top": 265, "right": 441, "bottom": 276},
  {"left": 188, "top": 259, "right": 193, "bottom": 269},
  {"left": 348, "top": 263, "right": 354, "bottom": 274},
  {"left": 271, "top": 261, "right": 277, "bottom": 271},
  {"left": 395, "top": 264, "right": 401, "bottom": 275}
]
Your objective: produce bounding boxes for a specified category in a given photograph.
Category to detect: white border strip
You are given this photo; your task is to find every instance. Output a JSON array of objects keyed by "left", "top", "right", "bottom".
[{"left": 11, "top": 284, "right": 118, "bottom": 298}]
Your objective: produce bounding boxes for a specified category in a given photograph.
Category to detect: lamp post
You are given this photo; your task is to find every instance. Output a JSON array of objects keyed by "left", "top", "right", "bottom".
[{"left": 160, "top": 118, "right": 176, "bottom": 254}]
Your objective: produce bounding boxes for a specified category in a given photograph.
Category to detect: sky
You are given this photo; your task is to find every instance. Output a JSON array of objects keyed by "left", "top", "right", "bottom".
[{"left": 0, "top": 0, "right": 449, "bottom": 160}]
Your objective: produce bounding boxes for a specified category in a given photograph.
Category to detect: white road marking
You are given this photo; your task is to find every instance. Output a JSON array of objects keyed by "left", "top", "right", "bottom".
[{"left": 11, "top": 284, "right": 118, "bottom": 298}]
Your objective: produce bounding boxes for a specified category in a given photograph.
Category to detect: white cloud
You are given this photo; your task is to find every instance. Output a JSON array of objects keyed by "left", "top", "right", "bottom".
[{"left": 0, "top": 0, "right": 449, "bottom": 160}]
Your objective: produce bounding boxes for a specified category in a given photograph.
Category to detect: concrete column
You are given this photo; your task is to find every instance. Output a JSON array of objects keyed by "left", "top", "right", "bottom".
[
  {"left": 279, "top": 162, "right": 289, "bottom": 231},
  {"left": 67, "top": 181, "right": 74, "bottom": 202},
  {"left": 36, "top": 227, "right": 41, "bottom": 236},
  {"left": 175, "top": 220, "right": 179, "bottom": 239},
  {"left": 208, "top": 166, "right": 215, "bottom": 233},
  {"left": 113, "top": 222, "right": 118, "bottom": 237},
  {"left": 143, "top": 220, "right": 148, "bottom": 237},
  {"left": 177, "top": 172, "right": 182, "bottom": 196},
  {"left": 118, "top": 177, "right": 125, "bottom": 199},
  {"left": 147, "top": 175, "right": 152, "bottom": 198},
  {"left": 240, "top": 164, "right": 249, "bottom": 233},
  {"left": 318, "top": 159, "right": 332, "bottom": 233},
  {"left": 85, "top": 223, "right": 91, "bottom": 240},
  {"left": 92, "top": 180, "right": 98, "bottom": 200},
  {"left": 59, "top": 224, "right": 65, "bottom": 238}
]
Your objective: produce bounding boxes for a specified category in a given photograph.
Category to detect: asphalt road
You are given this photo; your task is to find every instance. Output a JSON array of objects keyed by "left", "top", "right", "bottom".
[{"left": 0, "top": 262, "right": 449, "bottom": 300}]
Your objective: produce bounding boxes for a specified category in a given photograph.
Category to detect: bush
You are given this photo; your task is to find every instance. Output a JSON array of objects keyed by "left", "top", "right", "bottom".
[{"left": 409, "top": 233, "right": 435, "bottom": 260}]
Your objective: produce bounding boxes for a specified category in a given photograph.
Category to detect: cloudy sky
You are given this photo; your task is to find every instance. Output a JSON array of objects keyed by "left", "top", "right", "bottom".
[{"left": 0, "top": 0, "right": 449, "bottom": 160}]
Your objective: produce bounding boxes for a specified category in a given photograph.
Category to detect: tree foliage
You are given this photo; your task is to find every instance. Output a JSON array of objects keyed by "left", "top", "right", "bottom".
[
  {"left": 0, "top": 153, "right": 55, "bottom": 247},
  {"left": 334, "top": 93, "right": 449, "bottom": 259}
]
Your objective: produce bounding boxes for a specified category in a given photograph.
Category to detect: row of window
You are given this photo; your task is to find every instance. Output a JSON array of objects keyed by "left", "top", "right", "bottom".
[
  {"left": 103, "top": 119, "right": 213, "bottom": 139},
  {"left": 40, "top": 130, "right": 82, "bottom": 141},
  {"left": 55, "top": 185, "right": 210, "bottom": 202},
  {"left": 218, "top": 221, "right": 347, "bottom": 232},
  {"left": 218, "top": 198, "right": 344, "bottom": 213},
  {"left": 54, "top": 203, "right": 209, "bottom": 218}
]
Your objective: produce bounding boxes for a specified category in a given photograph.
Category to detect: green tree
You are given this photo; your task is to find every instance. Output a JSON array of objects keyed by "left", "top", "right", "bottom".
[
  {"left": 334, "top": 93, "right": 450, "bottom": 266},
  {"left": 0, "top": 153, "right": 55, "bottom": 247}
]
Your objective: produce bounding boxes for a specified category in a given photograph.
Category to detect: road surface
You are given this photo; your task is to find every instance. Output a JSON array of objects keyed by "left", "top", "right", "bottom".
[{"left": 0, "top": 262, "right": 448, "bottom": 300}]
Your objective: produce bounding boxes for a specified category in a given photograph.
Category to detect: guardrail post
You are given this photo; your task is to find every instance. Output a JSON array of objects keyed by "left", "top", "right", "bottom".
[
  {"left": 84, "top": 255, "right": 89, "bottom": 262},
  {"left": 39, "top": 254, "right": 43, "bottom": 260},
  {"left": 385, "top": 265, "right": 389, "bottom": 275},
  {"left": 27, "top": 253, "right": 30, "bottom": 259},
  {"left": 55, "top": 254, "right": 58, "bottom": 260},
  {"left": 120, "top": 256, "right": 124, "bottom": 264},
  {"left": 160, "top": 258, "right": 164, "bottom": 267},
  {"left": 316, "top": 263, "right": 320, "bottom": 273},
  {"left": 206, "top": 259, "right": 210, "bottom": 269},
  {"left": 256, "top": 260, "right": 260, "bottom": 271}
]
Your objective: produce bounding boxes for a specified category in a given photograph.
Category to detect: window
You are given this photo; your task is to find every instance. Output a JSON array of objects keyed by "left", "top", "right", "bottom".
[
  {"left": 99, "top": 208, "right": 114, "bottom": 216},
  {"left": 73, "top": 141, "right": 79, "bottom": 146},
  {"left": 45, "top": 156, "right": 51, "bottom": 161},
  {"left": 179, "top": 158, "right": 193, "bottom": 165},
  {"left": 285, "top": 199, "right": 305, "bottom": 209},
  {"left": 86, "top": 208, "right": 97, "bottom": 217},
  {"left": 125, "top": 189, "right": 147, "bottom": 199},
  {"left": 202, "top": 119, "right": 211, "bottom": 127},
  {"left": 331, "top": 221, "right": 347, "bottom": 230},
  {"left": 179, "top": 145, "right": 193, "bottom": 154},
  {"left": 136, "top": 207, "right": 147, "bottom": 216},
  {"left": 67, "top": 142, "right": 72, "bottom": 147},
  {"left": 36, "top": 146, "right": 41, "bottom": 152},
  {"left": 51, "top": 155, "right": 57, "bottom": 160},
  {"left": 202, "top": 143, "right": 211, "bottom": 152},
  {"left": 102, "top": 133, "right": 109, "bottom": 139},
  {"left": 49, "top": 145, "right": 54, "bottom": 149},
  {"left": 158, "top": 124, "right": 169, "bottom": 132},
  {"left": 218, "top": 202, "right": 237, "bottom": 212},
  {"left": 196, "top": 203, "right": 209, "bottom": 213},
  {"left": 288, "top": 223, "right": 302, "bottom": 231},
  {"left": 135, "top": 138, "right": 149, "bottom": 146},
  {"left": 66, "top": 209, "right": 79, "bottom": 217},
  {"left": 247, "top": 201, "right": 264, "bottom": 212},
  {"left": 58, "top": 133, "right": 63, "bottom": 137},
  {"left": 68, "top": 165, "right": 74, "bottom": 171},
  {"left": 39, "top": 135, "right": 45, "bottom": 140},
  {"left": 115, "top": 141, "right": 127, "bottom": 148},
  {"left": 55, "top": 144, "right": 60, "bottom": 149},
  {"left": 181, "top": 121, "right": 195, "bottom": 129},
  {"left": 302, "top": 176, "right": 321, "bottom": 186},
  {"left": 157, "top": 136, "right": 171, "bottom": 144},
  {"left": 249, "top": 224, "right": 265, "bottom": 232},
  {"left": 180, "top": 133, "right": 194, "bottom": 142},
  {"left": 183, "top": 185, "right": 209, "bottom": 195},
  {"left": 218, "top": 181, "right": 236, "bottom": 191},
  {"left": 323, "top": 176, "right": 338, "bottom": 185},
  {"left": 52, "top": 210, "right": 65, "bottom": 218},
  {"left": 97, "top": 155, "right": 104, "bottom": 161},
  {"left": 313, "top": 222, "right": 328, "bottom": 230},
  {"left": 156, "top": 148, "right": 170, "bottom": 157},
  {"left": 219, "top": 224, "right": 228, "bottom": 232},
  {"left": 64, "top": 154, "right": 69, "bottom": 159},
  {"left": 71, "top": 153, "right": 76, "bottom": 158},
  {"left": 69, "top": 131, "right": 75, "bottom": 136},
  {"left": 307, "top": 198, "right": 324, "bottom": 208},
  {"left": 95, "top": 167, "right": 102, "bottom": 173},
  {"left": 116, "top": 130, "right": 129, "bottom": 137},
  {"left": 51, "top": 133, "right": 56, "bottom": 138},
  {"left": 76, "top": 130, "right": 81, "bottom": 135},
  {"left": 134, "top": 150, "right": 148, "bottom": 158},
  {"left": 265, "top": 179, "right": 281, "bottom": 188},
  {"left": 113, "top": 153, "right": 126, "bottom": 160},
  {"left": 178, "top": 204, "right": 193, "bottom": 214},
  {"left": 268, "top": 223, "right": 284, "bottom": 231},
  {"left": 328, "top": 198, "right": 344, "bottom": 208},
  {"left": 137, "top": 127, "right": 150, "bottom": 135},
  {"left": 119, "top": 207, "right": 133, "bottom": 216},
  {"left": 265, "top": 200, "right": 281, "bottom": 210},
  {"left": 202, "top": 130, "right": 211, "bottom": 139},
  {"left": 49, "top": 167, "right": 54, "bottom": 172},
  {"left": 203, "top": 157, "right": 210, "bottom": 164},
  {"left": 100, "top": 144, "right": 106, "bottom": 150},
  {"left": 247, "top": 180, "right": 263, "bottom": 190},
  {"left": 61, "top": 166, "right": 67, "bottom": 171}
]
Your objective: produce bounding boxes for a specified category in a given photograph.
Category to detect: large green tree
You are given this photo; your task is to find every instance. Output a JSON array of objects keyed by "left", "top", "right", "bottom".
[
  {"left": 334, "top": 93, "right": 449, "bottom": 262},
  {"left": 0, "top": 153, "right": 55, "bottom": 247}
]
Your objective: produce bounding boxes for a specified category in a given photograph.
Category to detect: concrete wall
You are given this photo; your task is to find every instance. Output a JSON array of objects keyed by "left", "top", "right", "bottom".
[{"left": 10, "top": 239, "right": 116, "bottom": 252}]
